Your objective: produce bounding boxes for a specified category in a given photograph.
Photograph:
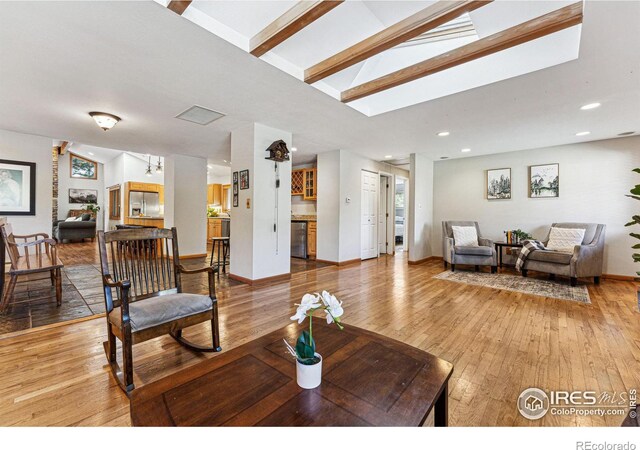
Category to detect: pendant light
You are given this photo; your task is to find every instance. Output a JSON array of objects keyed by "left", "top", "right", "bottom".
[
  {"left": 155, "top": 156, "right": 163, "bottom": 173},
  {"left": 145, "top": 156, "right": 153, "bottom": 177}
]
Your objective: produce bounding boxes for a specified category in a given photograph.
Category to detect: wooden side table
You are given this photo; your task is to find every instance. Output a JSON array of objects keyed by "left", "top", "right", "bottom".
[{"left": 494, "top": 241, "right": 524, "bottom": 268}]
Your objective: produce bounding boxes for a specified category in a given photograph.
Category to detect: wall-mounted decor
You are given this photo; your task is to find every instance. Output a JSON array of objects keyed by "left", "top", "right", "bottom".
[
  {"left": 0, "top": 159, "right": 36, "bottom": 216},
  {"left": 265, "top": 140, "right": 290, "bottom": 162},
  {"left": 529, "top": 163, "right": 559, "bottom": 198},
  {"left": 69, "top": 188, "right": 98, "bottom": 204},
  {"left": 239, "top": 169, "right": 249, "bottom": 190},
  {"left": 487, "top": 168, "right": 511, "bottom": 200},
  {"left": 232, "top": 171, "right": 239, "bottom": 207},
  {"left": 70, "top": 153, "right": 98, "bottom": 180}
]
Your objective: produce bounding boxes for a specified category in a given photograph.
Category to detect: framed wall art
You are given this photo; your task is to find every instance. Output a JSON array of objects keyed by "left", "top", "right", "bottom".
[
  {"left": 239, "top": 170, "right": 249, "bottom": 190},
  {"left": 70, "top": 153, "right": 98, "bottom": 180},
  {"left": 529, "top": 163, "right": 559, "bottom": 198},
  {"left": 232, "top": 171, "right": 239, "bottom": 207},
  {"left": 69, "top": 188, "right": 98, "bottom": 204},
  {"left": 0, "top": 159, "right": 36, "bottom": 216},
  {"left": 487, "top": 168, "right": 511, "bottom": 200}
]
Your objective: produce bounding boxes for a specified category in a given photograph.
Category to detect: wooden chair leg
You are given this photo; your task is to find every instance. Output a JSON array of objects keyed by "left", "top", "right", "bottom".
[
  {"left": 475, "top": 265, "right": 479, "bottom": 272},
  {"left": 522, "top": 269, "right": 528, "bottom": 277},
  {"left": 122, "top": 325, "right": 135, "bottom": 392},
  {"left": 55, "top": 268, "right": 62, "bottom": 306},
  {"left": 50, "top": 269, "right": 55, "bottom": 286},
  {"left": 571, "top": 277, "right": 577, "bottom": 287},
  {"left": 211, "top": 303, "right": 221, "bottom": 352},
  {"left": 451, "top": 264, "right": 455, "bottom": 272},
  {"left": 106, "top": 327, "right": 117, "bottom": 363},
  {"left": 443, "top": 261, "right": 447, "bottom": 269},
  {"left": 1, "top": 274, "right": 18, "bottom": 312},
  {"left": 594, "top": 276, "right": 600, "bottom": 284}
]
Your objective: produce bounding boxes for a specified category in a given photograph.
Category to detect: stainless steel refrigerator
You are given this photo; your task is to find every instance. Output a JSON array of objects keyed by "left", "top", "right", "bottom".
[{"left": 129, "top": 191, "right": 161, "bottom": 217}]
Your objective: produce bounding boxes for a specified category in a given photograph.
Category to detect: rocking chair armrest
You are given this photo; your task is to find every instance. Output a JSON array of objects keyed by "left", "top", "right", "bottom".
[
  {"left": 103, "top": 275, "right": 131, "bottom": 291},
  {"left": 177, "top": 265, "right": 217, "bottom": 275}
]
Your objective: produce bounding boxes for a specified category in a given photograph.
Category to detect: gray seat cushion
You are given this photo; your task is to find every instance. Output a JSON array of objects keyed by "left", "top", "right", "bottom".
[
  {"left": 455, "top": 245, "right": 493, "bottom": 256},
  {"left": 109, "top": 293, "right": 213, "bottom": 332},
  {"left": 528, "top": 250, "right": 573, "bottom": 265}
]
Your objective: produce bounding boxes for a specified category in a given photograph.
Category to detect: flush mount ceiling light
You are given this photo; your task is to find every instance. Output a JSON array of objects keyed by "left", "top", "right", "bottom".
[
  {"left": 89, "top": 112, "right": 121, "bottom": 131},
  {"left": 576, "top": 131, "right": 591, "bottom": 136},
  {"left": 175, "top": 105, "right": 225, "bottom": 125},
  {"left": 461, "top": 148, "right": 471, "bottom": 153},
  {"left": 580, "top": 102, "right": 601, "bottom": 110},
  {"left": 437, "top": 131, "right": 450, "bottom": 137}
]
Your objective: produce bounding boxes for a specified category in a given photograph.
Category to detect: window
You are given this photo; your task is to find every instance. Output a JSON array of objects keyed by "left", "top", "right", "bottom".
[{"left": 109, "top": 186, "right": 121, "bottom": 220}]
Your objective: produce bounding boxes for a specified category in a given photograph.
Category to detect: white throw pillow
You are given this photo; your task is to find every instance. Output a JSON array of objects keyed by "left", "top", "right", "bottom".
[
  {"left": 64, "top": 217, "right": 76, "bottom": 222},
  {"left": 546, "top": 227, "right": 586, "bottom": 253},
  {"left": 452, "top": 226, "right": 479, "bottom": 247}
]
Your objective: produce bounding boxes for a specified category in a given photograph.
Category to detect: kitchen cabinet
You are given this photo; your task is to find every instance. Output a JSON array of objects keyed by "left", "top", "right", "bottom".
[
  {"left": 207, "top": 218, "right": 224, "bottom": 241},
  {"left": 123, "top": 181, "right": 165, "bottom": 226},
  {"left": 291, "top": 169, "right": 304, "bottom": 196},
  {"left": 307, "top": 221, "right": 317, "bottom": 259},
  {"left": 207, "top": 184, "right": 223, "bottom": 205},
  {"left": 304, "top": 168, "right": 317, "bottom": 200},
  {"left": 222, "top": 184, "right": 231, "bottom": 212}
]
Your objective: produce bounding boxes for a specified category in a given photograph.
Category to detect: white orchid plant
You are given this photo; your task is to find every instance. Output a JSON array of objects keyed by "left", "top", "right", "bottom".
[{"left": 286, "top": 291, "right": 344, "bottom": 365}]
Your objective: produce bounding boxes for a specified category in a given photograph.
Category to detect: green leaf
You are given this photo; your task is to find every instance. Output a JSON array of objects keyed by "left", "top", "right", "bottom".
[
  {"left": 631, "top": 186, "right": 640, "bottom": 196},
  {"left": 633, "top": 253, "right": 640, "bottom": 262},
  {"left": 295, "top": 330, "right": 316, "bottom": 361},
  {"left": 630, "top": 233, "right": 640, "bottom": 240},
  {"left": 633, "top": 168, "right": 640, "bottom": 174},
  {"left": 626, "top": 195, "right": 640, "bottom": 201},
  {"left": 633, "top": 243, "right": 640, "bottom": 249}
]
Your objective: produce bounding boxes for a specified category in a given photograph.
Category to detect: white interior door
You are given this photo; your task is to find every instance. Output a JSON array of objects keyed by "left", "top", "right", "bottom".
[
  {"left": 378, "top": 175, "right": 387, "bottom": 254},
  {"left": 361, "top": 170, "right": 378, "bottom": 260}
]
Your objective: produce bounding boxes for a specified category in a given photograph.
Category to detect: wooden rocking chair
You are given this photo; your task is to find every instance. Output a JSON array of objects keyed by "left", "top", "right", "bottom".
[
  {"left": 98, "top": 227, "right": 221, "bottom": 394},
  {"left": 0, "top": 221, "right": 63, "bottom": 312}
]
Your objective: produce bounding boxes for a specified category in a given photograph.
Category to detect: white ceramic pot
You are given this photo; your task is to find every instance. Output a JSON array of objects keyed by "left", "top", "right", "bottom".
[{"left": 296, "top": 353, "right": 322, "bottom": 389}]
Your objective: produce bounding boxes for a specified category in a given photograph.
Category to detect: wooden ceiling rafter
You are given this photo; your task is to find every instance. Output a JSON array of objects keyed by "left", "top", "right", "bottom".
[
  {"left": 167, "top": 1, "right": 192, "bottom": 16},
  {"left": 340, "top": 1, "right": 584, "bottom": 103},
  {"left": 250, "top": 0, "right": 344, "bottom": 57},
  {"left": 304, "top": 0, "right": 493, "bottom": 84}
]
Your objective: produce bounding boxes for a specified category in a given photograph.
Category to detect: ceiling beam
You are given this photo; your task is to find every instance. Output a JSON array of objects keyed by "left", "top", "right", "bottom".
[
  {"left": 167, "top": 1, "right": 191, "bottom": 16},
  {"left": 59, "top": 141, "right": 69, "bottom": 155},
  {"left": 341, "top": 1, "right": 583, "bottom": 103},
  {"left": 305, "top": 0, "right": 492, "bottom": 84},
  {"left": 250, "top": 1, "right": 344, "bottom": 57}
]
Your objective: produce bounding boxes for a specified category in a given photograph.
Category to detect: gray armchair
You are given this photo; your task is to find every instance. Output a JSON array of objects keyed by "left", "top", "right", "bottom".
[
  {"left": 442, "top": 221, "right": 497, "bottom": 273},
  {"left": 522, "top": 222, "right": 606, "bottom": 286}
]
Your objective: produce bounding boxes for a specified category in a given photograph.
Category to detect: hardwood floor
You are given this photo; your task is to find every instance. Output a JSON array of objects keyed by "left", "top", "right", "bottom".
[{"left": 0, "top": 246, "right": 638, "bottom": 426}]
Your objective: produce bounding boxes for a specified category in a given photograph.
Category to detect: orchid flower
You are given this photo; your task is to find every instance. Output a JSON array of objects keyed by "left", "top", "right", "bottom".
[
  {"left": 290, "top": 293, "right": 321, "bottom": 324},
  {"left": 320, "top": 290, "right": 344, "bottom": 328}
]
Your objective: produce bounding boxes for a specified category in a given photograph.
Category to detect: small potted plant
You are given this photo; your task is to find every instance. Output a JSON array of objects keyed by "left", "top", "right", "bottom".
[
  {"left": 82, "top": 204, "right": 101, "bottom": 218},
  {"left": 512, "top": 229, "right": 532, "bottom": 244},
  {"left": 284, "top": 291, "right": 344, "bottom": 389},
  {"left": 624, "top": 167, "right": 640, "bottom": 310}
]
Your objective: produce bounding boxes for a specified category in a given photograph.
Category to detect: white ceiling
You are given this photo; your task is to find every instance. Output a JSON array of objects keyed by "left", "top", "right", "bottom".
[{"left": 0, "top": 1, "right": 638, "bottom": 167}]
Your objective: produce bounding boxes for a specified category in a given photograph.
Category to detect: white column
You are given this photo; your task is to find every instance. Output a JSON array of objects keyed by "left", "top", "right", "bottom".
[
  {"left": 316, "top": 150, "right": 340, "bottom": 263},
  {"left": 408, "top": 153, "right": 434, "bottom": 262},
  {"left": 230, "top": 123, "right": 292, "bottom": 282},
  {"left": 164, "top": 154, "right": 207, "bottom": 257}
]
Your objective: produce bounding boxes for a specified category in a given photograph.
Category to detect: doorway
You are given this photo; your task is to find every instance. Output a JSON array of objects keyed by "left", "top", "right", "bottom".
[
  {"left": 395, "top": 176, "right": 408, "bottom": 252},
  {"left": 361, "top": 170, "right": 378, "bottom": 260},
  {"left": 378, "top": 174, "right": 393, "bottom": 255}
]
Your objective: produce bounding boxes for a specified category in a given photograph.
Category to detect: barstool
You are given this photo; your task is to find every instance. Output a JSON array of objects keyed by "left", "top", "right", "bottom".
[{"left": 210, "top": 237, "right": 230, "bottom": 276}]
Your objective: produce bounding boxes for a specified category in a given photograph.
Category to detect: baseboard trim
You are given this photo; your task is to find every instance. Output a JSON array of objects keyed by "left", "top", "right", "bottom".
[
  {"left": 408, "top": 256, "right": 441, "bottom": 265},
  {"left": 229, "top": 272, "right": 291, "bottom": 286},
  {"left": 316, "top": 258, "right": 361, "bottom": 267},
  {"left": 602, "top": 273, "right": 637, "bottom": 282}
]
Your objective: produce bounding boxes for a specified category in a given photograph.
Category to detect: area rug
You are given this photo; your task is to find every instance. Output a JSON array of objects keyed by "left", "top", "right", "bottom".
[{"left": 434, "top": 271, "right": 591, "bottom": 304}]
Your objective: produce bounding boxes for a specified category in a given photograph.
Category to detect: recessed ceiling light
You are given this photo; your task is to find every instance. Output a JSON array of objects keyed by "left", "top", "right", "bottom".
[
  {"left": 461, "top": 148, "right": 471, "bottom": 153},
  {"left": 207, "top": 164, "right": 213, "bottom": 169},
  {"left": 576, "top": 131, "right": 591, "bottom": 136},
  {"left": 291, "top": 147, "right": 298, "bottom": 152},
  {"left": 384, "top": 155, "right": 393, "bottom": 159},
  {"left": 87, "top": 152, "right": 94, "bottom": 156},
  {"left": 437, "top": 131, "right": 450, "bottom": 137},
  {"left": 580, "top": 103, "right": 601, "bottom": 110},
  {"left": 618, "top": 131, "right": 635, "bottom": 136}
]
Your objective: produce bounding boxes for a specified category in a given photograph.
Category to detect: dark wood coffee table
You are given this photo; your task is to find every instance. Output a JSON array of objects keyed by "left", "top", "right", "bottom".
[
  {"left": 130, "top": 321, "right": 453, "bottom": 426},
  {"left": 494, "top": 241, "right": 524, "bottom": 267}
]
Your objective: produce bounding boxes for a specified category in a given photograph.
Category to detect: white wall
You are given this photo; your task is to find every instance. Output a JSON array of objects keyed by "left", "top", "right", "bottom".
[
  {"left": 317, "top": 151, "right": 340, "bottom": 262},
  {"left": 230, "top": 123, "right": 292, "bottom": 281},
  {"left": 432, "top": 136, "right": 640, "bottom": 276},
  {"left": 123, "top": 153, "right": 164, "bottom": 184},
  {"left": 408, "top": 153, "right": 434, "bottom": 262},
  {"left": 164, "top": 154, "right": 207, "bottom": 257},
  {"left": 207, "top": 170, "right": 231, "bottom": 185},
  {"left": 58, "top": 152, "right": 105, "bottom": 230},
  {"left": 0, "top": 129, "right": 53, "bottom": 236}
]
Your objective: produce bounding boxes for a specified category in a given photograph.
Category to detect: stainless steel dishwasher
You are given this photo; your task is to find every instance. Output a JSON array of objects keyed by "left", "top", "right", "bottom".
[{"left": 291, "top": 221, "right": 308, "bottom": 259}]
